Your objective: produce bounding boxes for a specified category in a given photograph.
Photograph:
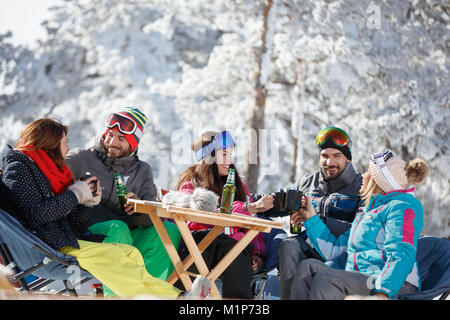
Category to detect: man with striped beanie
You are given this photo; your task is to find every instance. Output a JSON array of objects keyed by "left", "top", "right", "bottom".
[
  {"left": 103, "top": 106, "right": 148, "bottom": 155},
  {"left": 66, "top": 106, "right": 181, "bottom": 297}
]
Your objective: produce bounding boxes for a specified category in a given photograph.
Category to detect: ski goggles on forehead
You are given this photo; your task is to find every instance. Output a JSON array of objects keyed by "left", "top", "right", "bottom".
[
  {"left": 370, "top": 149, "right": 402, "bottom": 190},
  {"left": 195, "top": 130, "right": 236, "bottom": 161},
  {"left": 105, "top": 113, "right": 137, "bottom": 135},
  {"left": 371, "top": 149, "right": 394, "bottom": 164},
  {"left": 315, "top": 127, "right": 352, "bottom": 150}
]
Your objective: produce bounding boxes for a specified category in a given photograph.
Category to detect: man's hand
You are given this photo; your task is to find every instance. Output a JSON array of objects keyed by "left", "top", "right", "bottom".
[
  {"left": 124, "top": 192, "right": 140, "bottom": 215},
  {"left": 248, "top": 195, "right": 274, "bottom": 214}
]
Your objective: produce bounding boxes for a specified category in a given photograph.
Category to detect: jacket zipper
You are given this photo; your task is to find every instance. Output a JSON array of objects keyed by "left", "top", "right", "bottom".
[{"left": 350, "top": 195, "right": 377, "bottom": 271}]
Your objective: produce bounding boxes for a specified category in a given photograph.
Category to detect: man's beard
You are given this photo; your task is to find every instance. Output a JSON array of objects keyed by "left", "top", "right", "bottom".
[
  {"left": 323, "top": 165, "right": 341, "bottom": 180},
  {"left": 106, "top": 145, "right": 128, "bottom": 159}
]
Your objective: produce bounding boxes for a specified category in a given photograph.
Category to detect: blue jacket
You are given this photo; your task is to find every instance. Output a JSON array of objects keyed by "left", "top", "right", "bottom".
[{"left": 303, "top": 189, "right": 424, "bottom": 298}]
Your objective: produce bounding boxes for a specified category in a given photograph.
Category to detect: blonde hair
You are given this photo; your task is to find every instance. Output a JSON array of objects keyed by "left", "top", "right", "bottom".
[{"left": 359, "top": 174, "right": 384, "bottom": 207}]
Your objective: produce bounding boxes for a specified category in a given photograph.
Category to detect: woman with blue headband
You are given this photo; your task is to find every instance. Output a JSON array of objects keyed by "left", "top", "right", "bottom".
[{"left": 176, "top": 130, "right": 274, "bottom": 299}]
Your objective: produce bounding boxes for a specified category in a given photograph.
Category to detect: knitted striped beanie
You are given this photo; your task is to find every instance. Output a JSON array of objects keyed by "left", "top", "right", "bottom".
[{"left": 105, "top": 107, "right": 148, "bottom": 152}]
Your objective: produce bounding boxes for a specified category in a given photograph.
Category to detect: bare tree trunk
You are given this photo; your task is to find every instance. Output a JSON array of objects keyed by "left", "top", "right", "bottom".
[
  {"left": 244, "top": 0, "right": 274, "bottom": 193},
  {"left": 289, "top": 58, "right": 303, "bottom": 183},
  {"left": 289, "top": 133, "right": 298, "bottom": 183}
]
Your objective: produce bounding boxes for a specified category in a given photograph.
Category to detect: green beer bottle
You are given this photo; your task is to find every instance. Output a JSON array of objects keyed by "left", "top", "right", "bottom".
[
  {"left": 114, "top": 173, "right": 128, "bottom": 210},
  {"left": 287, "top": 188, "right": 303, "bottom": 234},
  {"left": 220, "top": 168, "right": 236, "bottom": 214},
  {"left": 290, "top": 221, "right": 302, "bottom": 234}
]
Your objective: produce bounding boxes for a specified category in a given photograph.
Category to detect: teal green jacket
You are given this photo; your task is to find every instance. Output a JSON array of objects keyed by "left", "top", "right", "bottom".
[{"left": 304, "top": 189, "right": 424, "bottom": 298}]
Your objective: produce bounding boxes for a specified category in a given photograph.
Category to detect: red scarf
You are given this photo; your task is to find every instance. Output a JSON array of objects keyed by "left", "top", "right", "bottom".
[{"left": 20, "top": 146, "right": 72, "bottom": 195}]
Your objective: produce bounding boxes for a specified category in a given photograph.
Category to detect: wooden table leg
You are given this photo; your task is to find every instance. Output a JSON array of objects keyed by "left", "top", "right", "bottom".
[
  {"left": 207, "top": 229, "right": 259, "bottom": 284},
  {"left": 147, "top": 209, "right": 193, "bottom": 291},
  {"left": 172, "top": 216, "right": 222, "bottom": 298},
  {"left": 167, "top": 225, "right": 223, "bottom": 285}
]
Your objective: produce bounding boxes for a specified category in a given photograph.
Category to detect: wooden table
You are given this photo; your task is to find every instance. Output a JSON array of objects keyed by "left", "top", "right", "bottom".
[{"left": 129, "top": 199, "right": 283, "bottom": 299}]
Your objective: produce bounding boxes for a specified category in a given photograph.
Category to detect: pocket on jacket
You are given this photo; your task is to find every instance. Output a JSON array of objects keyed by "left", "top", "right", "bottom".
[{"left": 328, "top": 195, "right": 359, "bottom": 212}]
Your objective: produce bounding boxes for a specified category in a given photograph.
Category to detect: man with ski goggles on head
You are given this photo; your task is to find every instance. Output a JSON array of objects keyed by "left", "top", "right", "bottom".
[
  {"left": 272, "top": 127, "right": 364, "bottom": 300},
  {"left": 66, "top": 107, "right": 181, "bottom": 297}
]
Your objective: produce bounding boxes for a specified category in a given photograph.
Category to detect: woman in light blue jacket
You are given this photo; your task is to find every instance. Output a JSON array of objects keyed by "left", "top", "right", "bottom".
[{"left": 288, "top": 150, "right": 429, "bottom": 299}]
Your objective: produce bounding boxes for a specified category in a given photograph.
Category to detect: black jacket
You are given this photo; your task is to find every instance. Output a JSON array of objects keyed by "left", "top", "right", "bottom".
[
  {"left": 295, "top": 163, "right": 363, "bottom": 223},
  {"left": 255, "top": 163, "right": 363, "bottom": 236},
  {"left": 0, "top": 145, "right": 103, "bottom": 250}
]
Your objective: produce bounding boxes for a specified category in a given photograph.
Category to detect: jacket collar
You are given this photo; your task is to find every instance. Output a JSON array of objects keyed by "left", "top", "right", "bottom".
[{"left": 367, "top": 188, "right": 416, "bottom": 210}]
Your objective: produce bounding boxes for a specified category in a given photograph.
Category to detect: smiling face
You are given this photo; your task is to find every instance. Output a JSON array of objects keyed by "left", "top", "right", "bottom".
[
  {"left": 215, "top": 147, "right": 234, "bottom": 176},
  {"left": 320, "top": 148, "right": 350, "bottom": 180},
  {"left": 103, "top": 129, "right": 131, "bottom": 159}
]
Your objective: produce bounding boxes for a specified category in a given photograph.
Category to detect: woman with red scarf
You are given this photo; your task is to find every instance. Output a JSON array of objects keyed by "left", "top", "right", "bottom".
[{"left": 0, "top": 118, "right": 180, "bottom": 298}]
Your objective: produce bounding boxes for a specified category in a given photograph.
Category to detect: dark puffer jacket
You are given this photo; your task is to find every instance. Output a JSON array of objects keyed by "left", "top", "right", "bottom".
[
  {"left": 295, "top": 163, "right": 363, "bottom": 223},
  {"left": 256, "top": 163, "right": 363, "bottom": 237},
  {"left": 0, "top": 145, "right": 103, "bottom": 250}
]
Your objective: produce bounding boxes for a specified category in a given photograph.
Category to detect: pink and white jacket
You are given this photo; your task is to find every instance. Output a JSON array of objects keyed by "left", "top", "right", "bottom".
[{"left": 179, "top": 181, "right": 265, "bottom": 258}]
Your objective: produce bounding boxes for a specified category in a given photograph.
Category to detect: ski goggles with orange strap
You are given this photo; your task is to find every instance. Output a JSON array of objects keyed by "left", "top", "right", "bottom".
[{"left": 315, "top": 127, "right": 352, "bottom": 150}]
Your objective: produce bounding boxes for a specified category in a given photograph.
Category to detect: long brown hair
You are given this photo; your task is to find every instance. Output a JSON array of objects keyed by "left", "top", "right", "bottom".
[
  {"left": 177, "top": 131, "right": 247, "bottom": 202},
  {"left": 15, "top": 118, "right": 68, "bottom": 169},
  {"left": 177, "top": 162, "right": 247, "bottom": 202}
]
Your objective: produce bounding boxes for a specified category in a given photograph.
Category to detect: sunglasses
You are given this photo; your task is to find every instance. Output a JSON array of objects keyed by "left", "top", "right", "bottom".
[
  {"left": 370, "top": 149, "right": 401, "bottom": 190},
  {"left": 105, "top": 113, "right": 137, "bottom": 135},
  {"left": 195, "top": 130, "right": 236, "bottom": 161},
  {"left": 315, "top": 127, "right": 352, "bottom": 150}
]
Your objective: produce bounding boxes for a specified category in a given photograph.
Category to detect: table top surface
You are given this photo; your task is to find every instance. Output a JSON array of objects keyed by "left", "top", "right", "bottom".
[{"left": 129, "top": 199, "right": 283, "bottom": 232}]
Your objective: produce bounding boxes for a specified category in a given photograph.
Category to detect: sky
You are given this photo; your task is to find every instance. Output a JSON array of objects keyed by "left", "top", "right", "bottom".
[{"left": 0, "top": 0, "right": 62, "bottom": 47}]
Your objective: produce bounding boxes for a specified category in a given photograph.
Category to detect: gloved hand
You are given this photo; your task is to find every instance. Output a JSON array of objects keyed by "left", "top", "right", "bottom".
[
  {"left": 84, "top": 192, "right": 101, "bottom": 207},
  {"left": 68, "top": 180, "right": 93, "bottom": 205}
]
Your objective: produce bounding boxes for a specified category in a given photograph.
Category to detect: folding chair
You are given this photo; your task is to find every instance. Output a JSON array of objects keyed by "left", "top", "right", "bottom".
[
  {"left": 395, "top": 236, "right": 450, "bottom": 300},
  {"left": 323, "top": 236, "right": 449, "bottom": 300},
  {"left": 251, "top": 219, "right": 287, "bottom": 300},
  {"left": 0, "top": 208, "right": 93, "bottom": 296},
  {"left": 251, "top": 268, "right": 281, "bottom": 300}
]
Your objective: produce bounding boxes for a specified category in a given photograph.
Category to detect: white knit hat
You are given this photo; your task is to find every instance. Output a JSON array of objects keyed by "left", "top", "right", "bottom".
[{"left": 369, "top": 150, "right": 429, "bottom": 193}]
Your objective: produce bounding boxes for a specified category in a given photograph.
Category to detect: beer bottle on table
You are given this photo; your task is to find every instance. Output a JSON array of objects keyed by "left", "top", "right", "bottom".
[
  {"left": 220, "top": 168, "right": 236, "bottom": 214},
  {"left": 114, "top": 173, "right": 128, "bottom": 211}
]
